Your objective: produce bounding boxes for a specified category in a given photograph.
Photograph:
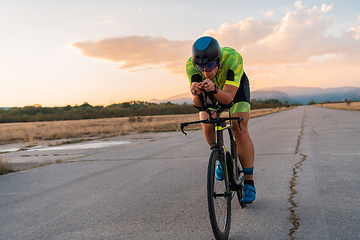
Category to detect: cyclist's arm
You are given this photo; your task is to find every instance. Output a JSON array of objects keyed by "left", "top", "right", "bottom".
[
  {"left": 192, "top": 96, "right": 202, "bottom": 108},
  {"left": 191, "top": 82, "right": 203, "bottom": 108},
  {"left": 215, "top": 84, "right": 237, "bottom": 104},
  {"left": 186, "top": 58, "right": 204, "bottom": 108},
  {"left": 201, "top": 79, "right": 237, "bottom": 105},
  {"left": 212, "top": 51, "right": 243, "bottom": 105}
]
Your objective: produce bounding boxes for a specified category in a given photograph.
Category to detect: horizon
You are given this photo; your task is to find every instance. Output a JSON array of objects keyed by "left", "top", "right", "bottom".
[
  {"left": 1, "top": 1, "right": 360, "bottom": 107},
  {"left": 1, "top": 85, "right": 360, "bottom": 108}
]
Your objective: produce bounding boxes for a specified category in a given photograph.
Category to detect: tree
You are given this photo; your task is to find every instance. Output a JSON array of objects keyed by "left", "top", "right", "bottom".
[{"left": 308, "top": 99, "right": 316, "bottom": 105}]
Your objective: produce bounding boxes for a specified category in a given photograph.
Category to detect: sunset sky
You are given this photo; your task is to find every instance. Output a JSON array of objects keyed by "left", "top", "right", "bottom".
[{"left": 1, "top": 0, "right": 360, "bottom": 107}]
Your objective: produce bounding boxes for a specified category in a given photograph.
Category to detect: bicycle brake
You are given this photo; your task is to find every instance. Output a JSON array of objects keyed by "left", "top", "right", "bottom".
[
  {"left": 238, "top": 118, "right": 243, "bottom": 131},
  {"left": 180, "top": 123, "right": 188, "bottom": 135}
]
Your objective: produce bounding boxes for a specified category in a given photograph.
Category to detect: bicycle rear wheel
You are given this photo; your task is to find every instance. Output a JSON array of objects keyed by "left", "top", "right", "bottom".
[
  {"left": 207, "top": 150, "right": 231, "bottom": 240},
  {"left": 236, "top": 169, "right": 245, "bottom": 207},
  {"left": 229, "top": 139, "right": 245, "bottom": 206},
  {"left": 233, "top": 156, "right": 245, "bottom": 207}
]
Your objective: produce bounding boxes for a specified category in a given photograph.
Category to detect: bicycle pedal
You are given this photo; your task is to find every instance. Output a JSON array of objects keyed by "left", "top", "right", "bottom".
[{"left": 240, "top": 201, "right": 248, "bottom": 209}]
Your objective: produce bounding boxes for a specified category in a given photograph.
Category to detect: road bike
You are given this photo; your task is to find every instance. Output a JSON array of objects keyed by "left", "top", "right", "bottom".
[{"left": 180, "top": 92, "right": 247, "bottom": 240}]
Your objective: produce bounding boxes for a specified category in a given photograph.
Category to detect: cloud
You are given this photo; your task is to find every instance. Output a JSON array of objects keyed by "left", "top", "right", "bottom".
[
  {"left": 211, "top": 1, "right": 359, "bottom": 66},
  {"left": 294, "top": 1, "right": 303, "bottom": 9},
  {"left": 204, "top": 18, "right": 276, "bottom": 49},
  {"left": 265, "top": 11, "right": 274, "bottom": 18},
  {"left": 350, "top": 15, "right": 360, "bottom": 40},
  {"left": 73, "top": 1, "right": 360, "bottom": 81},
  {"left": 320, "top": 3, "right": 333, "bottom": 13},
  {"left": 73, "top": 36, "right": 192, "bottom": 74}
]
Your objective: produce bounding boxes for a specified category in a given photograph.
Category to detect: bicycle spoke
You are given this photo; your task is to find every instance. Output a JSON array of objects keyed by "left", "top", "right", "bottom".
[{"left": 211, "top": 159, "right": 230, "bottom": 233}]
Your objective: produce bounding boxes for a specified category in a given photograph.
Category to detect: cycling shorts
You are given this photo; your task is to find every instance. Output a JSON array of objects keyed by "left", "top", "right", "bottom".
[{"left": 230, "top": 72, "right": 251, "bottom": 115}]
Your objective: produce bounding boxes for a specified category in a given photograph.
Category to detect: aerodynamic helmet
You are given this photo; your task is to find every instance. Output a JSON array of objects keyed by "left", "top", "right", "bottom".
[{"left": 192, "top": 36, "right": 222, "bottom": 68}]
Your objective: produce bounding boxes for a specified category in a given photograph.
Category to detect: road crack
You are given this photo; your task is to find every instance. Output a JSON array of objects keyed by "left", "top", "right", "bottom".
[{"left": 289, "top": 107, "right": 307, "bottom": 240}]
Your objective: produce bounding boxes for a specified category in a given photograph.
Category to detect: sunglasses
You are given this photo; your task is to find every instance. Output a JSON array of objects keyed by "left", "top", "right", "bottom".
[{"left": 195, "top": 60, "right": 217, "bottom": 72}]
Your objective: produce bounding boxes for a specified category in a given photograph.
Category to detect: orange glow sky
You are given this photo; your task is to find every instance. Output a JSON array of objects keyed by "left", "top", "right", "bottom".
[{"left": 1, "top": 0, "right": 360, "bottom": 107}]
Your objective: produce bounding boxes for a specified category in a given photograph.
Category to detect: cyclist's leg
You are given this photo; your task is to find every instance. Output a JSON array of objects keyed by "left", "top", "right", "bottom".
[
  {"left": 231, "top": 105, "right": 256, "bottom": 203},
  {"left": 229, "top": 73, "right": 254, "bottom": 180},
  {"left": 199, "top": 111, "right": 215, "bottom": 147},
  {"left": 230, "top": 109, "right": 254, "bottom": 180},
  {"left": 230, "top": 73, "right": 256, "bottom": 203}
]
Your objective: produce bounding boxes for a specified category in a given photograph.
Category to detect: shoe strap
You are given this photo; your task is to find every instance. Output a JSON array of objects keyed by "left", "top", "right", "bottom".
[{"left": 244, "top": 184, "right": 256, "bottom": 193}]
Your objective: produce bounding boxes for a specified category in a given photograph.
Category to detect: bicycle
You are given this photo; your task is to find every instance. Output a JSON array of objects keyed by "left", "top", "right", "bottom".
[{"left": 180, "top": 92, "right": 247, "bottom": 240}]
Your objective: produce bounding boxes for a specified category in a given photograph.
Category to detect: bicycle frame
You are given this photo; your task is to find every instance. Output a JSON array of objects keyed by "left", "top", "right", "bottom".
[{"left": 181, "top": 105, "right": 242, "bottom": 176}]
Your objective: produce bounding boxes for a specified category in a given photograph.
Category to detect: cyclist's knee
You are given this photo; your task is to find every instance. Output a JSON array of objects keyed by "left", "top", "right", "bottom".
[
  {"left": 232, "top": 121, "right": 250, "bottom": 144},
  {"left": 231, "top": 112, "right": 249, "bottom": 135},
  {"left": 202, "top": 123, "right": 214, "bottom": 136},
  {"left": 234, "top": 127, "right": 249, "bottom": 143},
  {"left": 232, "top": 120, "right": 249, "bottom": 136}
]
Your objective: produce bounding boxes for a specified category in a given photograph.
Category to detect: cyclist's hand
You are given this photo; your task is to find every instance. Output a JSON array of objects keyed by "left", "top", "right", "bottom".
[
  {"left": 201, "top": 79, "right": 216, "bottom": 92},
  {"left": 191, "top": 82, "right": 202, "bottom": 96}
]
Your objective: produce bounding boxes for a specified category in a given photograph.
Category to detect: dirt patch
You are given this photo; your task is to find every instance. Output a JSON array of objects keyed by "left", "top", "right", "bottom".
[{"left": 315, "top": 102, "right": 360, "bottom": 111}]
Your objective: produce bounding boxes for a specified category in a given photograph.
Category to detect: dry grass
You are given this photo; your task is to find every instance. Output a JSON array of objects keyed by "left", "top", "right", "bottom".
[
  {"left": 250, "top": 107, "right": 294, "bottom": 118},
  {"left": 0, "top": 156, "right": 15, "bottom": 175},
  {"left": 0, "top": 107, "right": 293, "bottom": 145},
  {"left": 315, "top": 102, "right": 360, "bottom": 111},
  {"left": 0, "top": 114, "right": 200, "bottom": 145}
]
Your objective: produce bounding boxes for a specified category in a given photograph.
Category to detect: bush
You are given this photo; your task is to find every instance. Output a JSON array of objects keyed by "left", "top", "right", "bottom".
[
  {"left": 307, "top": 99, "right": 317, "bottom": 105},
  {"left": 0, "top": 156, "right": 15, "bottom": 175}
]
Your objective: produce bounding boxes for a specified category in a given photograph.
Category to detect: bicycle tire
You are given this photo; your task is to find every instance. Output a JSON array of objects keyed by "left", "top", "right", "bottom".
[
  {"left": 229, "top": 139, "right": 244, "bottom": 206},
  {"left": 228, "top": 142, "right": 242, "bottom": 192},
  {"left": 236, "top": 173, "right": 244, "bottom": 207},
  {"left": 207, "top": 149, "right": 231, "bottom": 240}
]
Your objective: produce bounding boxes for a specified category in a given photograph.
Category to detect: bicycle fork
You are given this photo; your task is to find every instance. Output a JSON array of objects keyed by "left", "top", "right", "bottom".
[{"left": 212, "top": 124, "right": 232, "bottom": 198}]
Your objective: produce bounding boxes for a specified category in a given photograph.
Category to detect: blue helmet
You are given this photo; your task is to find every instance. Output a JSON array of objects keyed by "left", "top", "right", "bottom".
[{"left": 192, "top": 36, "right": 221, "bottom": 66}]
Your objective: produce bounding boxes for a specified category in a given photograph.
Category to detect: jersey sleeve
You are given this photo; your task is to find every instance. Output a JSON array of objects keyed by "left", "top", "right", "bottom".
[
  {"left": 186, "top": 57, "right": 203, "bottom": 84},
  {"left": 224, "top": 51, "right": 244, "bottom": 88}
]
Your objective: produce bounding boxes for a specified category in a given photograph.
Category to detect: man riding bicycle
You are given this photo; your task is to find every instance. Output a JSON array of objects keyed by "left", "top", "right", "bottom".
[{"left": 186, "top": 36, "right": 256, "bottom": 203}]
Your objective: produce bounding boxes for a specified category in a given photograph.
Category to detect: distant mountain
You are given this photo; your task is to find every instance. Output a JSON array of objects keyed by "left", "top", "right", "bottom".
[
  {"left": 148, "top": 86, "right": 360, "bottom": 106},
  {"left": 250, "top": 91, "right": 296, "bottom": 103},
  {"left": 163, "top": 92, "right": 193, "bottom": 104},
  {"left": 147, "top": 98, "right": 162, "bottom": 104},
  {"left": 256, "top": 86, "right": 360, "bottom": 105},
  {"left": 148, "top": 92, "right": 193, "bottom": 105},
  {"left": 349, "top": 91, "right": 360, "bottom": 101}
]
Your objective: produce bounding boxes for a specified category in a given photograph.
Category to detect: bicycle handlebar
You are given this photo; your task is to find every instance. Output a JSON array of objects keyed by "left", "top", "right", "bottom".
[
  {"left": 180, "top": 116, "right": 242, "bottom": 135},
  {"left": 195, "top": 86, "right": 234, "bottom": 112},
  {"left": 180, "top": 86, "right": 243, "bottom": 135}
]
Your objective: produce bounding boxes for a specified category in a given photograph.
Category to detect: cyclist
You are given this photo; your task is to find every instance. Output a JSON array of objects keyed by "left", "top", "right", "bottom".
[{"left": 186, "top": 36, "right": 256, "bottom": 203}]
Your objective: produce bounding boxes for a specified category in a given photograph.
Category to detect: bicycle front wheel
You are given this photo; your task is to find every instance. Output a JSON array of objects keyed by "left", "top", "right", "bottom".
[{"left": 207, "top": 150, "right": 231, "bottom": 240}]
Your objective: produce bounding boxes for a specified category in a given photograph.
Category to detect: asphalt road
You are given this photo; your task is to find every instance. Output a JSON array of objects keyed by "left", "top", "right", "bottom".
[{"left": 1, "top": 106, "right": 359, "bottom": 239}]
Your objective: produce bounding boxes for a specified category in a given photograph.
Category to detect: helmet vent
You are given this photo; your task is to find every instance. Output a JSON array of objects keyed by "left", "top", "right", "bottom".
[
  {"left": 203, "top": 56, "right": 208, "bottom": 64},
  {"left": 196, "top": 56, "right": 201, "bottom": 64}
]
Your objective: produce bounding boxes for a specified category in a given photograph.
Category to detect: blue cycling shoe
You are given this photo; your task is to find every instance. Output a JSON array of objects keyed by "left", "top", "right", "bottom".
[
  {"left": 241, "top": 184, "right": 256, "bottom": 203},
  {"left": 215, "top": 162, "right": 224, "bottom": 181}
]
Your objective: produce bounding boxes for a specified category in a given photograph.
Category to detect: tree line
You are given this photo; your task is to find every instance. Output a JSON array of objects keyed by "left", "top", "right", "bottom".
[
  {"left": 307, "top": 99, "right": 355, "bottom": 105},
  {"left": 0, "top": 102, "right": 197, "bottom": 123},
  {"left": 0, "top": 99, "right": 298, "bottom": 123},
  {"left": 250, "top": 99, "right": 300, "bottom": 109}
]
